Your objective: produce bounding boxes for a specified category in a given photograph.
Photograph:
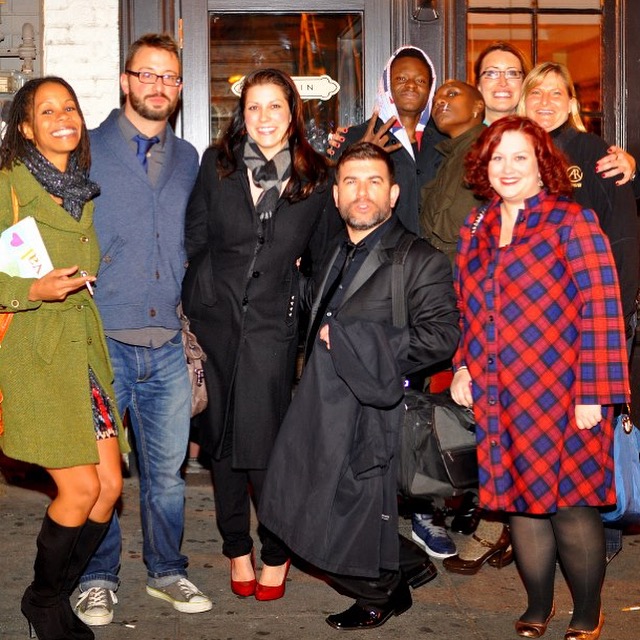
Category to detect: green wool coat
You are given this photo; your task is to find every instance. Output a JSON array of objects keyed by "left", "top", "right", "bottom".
[{"left": 0, "top": 164, "right": 127, "bottom": 468}]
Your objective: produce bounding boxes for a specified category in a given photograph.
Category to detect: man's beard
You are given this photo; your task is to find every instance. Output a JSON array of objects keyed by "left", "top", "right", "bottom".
[
  {"left": 129, "top": 90, "right": 178, "bottom": 121},
  {"left": 342, "top": 204, "right": 391, "bottom": 231}
]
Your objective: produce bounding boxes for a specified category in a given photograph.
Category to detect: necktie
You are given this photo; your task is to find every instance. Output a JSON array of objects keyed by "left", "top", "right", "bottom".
[{"left": 134, "top": 134, "right": 159, "bottom": 172}]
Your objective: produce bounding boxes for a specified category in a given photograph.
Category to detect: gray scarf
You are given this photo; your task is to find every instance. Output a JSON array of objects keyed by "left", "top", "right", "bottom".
[{"left": 243, "top": 136, "right": 291, "bottom": 242}]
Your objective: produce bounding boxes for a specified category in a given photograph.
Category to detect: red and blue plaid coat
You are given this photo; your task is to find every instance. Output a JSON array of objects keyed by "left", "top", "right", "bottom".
[{"left": 453, "top": 191, "right": 630, "bottom": 514}]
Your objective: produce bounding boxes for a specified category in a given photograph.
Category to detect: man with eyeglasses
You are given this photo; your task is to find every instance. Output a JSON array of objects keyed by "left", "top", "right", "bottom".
[{"left": 74, "top": 33, "right": 212, "bottom": 626}]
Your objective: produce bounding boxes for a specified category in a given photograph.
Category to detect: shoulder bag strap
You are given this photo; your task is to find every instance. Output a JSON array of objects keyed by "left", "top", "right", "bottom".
[
  {"left": 391, "top": 233, "right": 417, "bottom": 329},
  {"left": 0, "top": 187, "right": 21, "bottom": 343}
]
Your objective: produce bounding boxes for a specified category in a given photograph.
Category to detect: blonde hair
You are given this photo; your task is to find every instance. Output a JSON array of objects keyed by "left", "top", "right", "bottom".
[{"left": 517, "top": 61, "right": 586, "bottom": 133}]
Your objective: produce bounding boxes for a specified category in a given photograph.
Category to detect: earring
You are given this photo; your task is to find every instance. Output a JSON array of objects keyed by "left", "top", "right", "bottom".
[
  {"left": 472, "top": 112, "right": 477, "bottom": 119},
  {"left": 538, "top": 174, "right": 544, "bottom": 187}
]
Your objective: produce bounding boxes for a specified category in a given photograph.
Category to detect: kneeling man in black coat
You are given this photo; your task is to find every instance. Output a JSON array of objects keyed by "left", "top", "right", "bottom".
[{"left": 259, "top": 142, "right": 460, "bottom": 630}]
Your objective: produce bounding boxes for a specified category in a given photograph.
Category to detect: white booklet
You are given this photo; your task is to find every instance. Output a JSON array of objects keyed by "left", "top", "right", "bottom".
[{"left": 0, "top": 216, "right": 53, "bottom": 278}]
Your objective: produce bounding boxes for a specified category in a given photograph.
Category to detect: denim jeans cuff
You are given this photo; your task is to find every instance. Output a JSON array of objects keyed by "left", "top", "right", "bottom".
[
  {"left": 79, "top": 575, "right": 120, "bottom": 592},
  {"left": 147, "top": 571, "right": 188, "bottom": 589}
]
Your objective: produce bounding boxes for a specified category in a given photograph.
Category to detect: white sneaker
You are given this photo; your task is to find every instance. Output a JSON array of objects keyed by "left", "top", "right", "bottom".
[
  {"left": 74, "top": 587, "right": 117, "bottom": 626},
  {"left": 146, "top": 577, "right": 212, "bottom": 613}
]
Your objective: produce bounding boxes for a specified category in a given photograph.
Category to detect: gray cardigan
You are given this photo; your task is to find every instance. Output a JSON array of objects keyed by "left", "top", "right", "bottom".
[{"left": 90, "top": 109, "right": 199, "bottom": 332}]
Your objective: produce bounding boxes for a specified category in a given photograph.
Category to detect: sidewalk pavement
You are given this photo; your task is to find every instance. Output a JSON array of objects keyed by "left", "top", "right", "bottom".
[{"left": 1, "top": 460, "right": 639, "bottom": 640}]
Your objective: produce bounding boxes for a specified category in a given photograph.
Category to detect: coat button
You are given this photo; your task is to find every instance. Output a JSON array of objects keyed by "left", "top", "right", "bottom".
[
  {"left": 252, "top": 271, "right": 260, "bottom": 278},
  {"left": 87, "top": 337, "right": 93, "bottom": 345},
  {"left": 10, "top": 299, "right": 19, "bottom": 308},
  {"left": 149, "top": 309, "right": 157, "bottom": 317},
  {"left": 80, "top": 235, "right": 89, "bottom": 243},
  {"left": 242, "top": 296, "right": 248, "bottom": 305}
]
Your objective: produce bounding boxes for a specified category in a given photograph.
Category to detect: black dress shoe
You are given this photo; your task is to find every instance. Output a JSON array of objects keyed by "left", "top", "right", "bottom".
[
  {"left": 403, "top": 558, "right": 437, "bottom": 589},
  {"left": 325, "top": 581, "right": 412, "bottom": 630}
]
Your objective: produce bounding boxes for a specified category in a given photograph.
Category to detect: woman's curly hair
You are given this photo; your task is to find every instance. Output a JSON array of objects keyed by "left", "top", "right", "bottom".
[{"left": 464, "top": 115, "right": 573, "bottom": 200}]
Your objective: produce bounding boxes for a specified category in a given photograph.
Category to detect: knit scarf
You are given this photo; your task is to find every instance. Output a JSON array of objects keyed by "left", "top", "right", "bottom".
[
  {"left": 243, "top": 136, "right": 291, "bottom": 242},
  {"left": 20, "top": 143, "right": 100, "bottom": 221}
]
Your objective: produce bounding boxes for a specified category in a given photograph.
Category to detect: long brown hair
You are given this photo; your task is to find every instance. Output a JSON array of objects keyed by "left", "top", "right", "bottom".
[{"left": 216, "top": 68, "right": 328, "bottom": 201}]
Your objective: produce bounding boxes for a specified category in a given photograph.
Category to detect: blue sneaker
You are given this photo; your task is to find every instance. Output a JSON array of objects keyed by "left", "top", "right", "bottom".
[{"left": 411, "top": 513, "right": 457, "bottom": 559}]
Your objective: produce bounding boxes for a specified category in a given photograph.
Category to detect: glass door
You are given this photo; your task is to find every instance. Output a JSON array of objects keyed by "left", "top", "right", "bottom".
[{"left": 181, "top": 0, "right": 390, "bottom": 155}]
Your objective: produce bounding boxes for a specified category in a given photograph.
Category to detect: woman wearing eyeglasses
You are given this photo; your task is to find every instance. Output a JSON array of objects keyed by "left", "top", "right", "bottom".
[{"left": 475, "top": 42, "right": 636, "bottom": 184}]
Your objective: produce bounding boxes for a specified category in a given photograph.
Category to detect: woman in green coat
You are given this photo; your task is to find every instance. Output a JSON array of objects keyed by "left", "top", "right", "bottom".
[{"left": 0, "top": 77, "right": 127, "bottom": 640}]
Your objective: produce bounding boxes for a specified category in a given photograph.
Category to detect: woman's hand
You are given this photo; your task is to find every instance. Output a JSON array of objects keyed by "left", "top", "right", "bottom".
[
  {"left": 596, "top": 146, "right": 637, "bottom": 185},
  {"left": 326, "top": 127, "right": 348, "bottom": 156},
  {"left": 575, "top": 404, "right": 602, "bottom": 430},
  {"left": 28, "top": 265, "right": 96, "bottom": 302},
  {"left": 450, "top": 368, "right": 473, "bottom": 408}
]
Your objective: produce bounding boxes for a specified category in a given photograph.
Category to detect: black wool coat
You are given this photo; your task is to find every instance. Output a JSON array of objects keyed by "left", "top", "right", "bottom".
[
  {"left": 259, "top": 219, "right": 460, "bottom": 577},
  {"left": 182, "top": 147, "right": 335, "bottom": 467}
]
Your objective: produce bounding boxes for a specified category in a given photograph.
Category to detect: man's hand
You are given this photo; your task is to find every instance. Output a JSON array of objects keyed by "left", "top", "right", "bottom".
[
  {"left": 450, "top": 368, "right": 473, "bottom": 408},
  {"left": 319, "top": 323, "right": 331, "bottom": 350},
  {"left": 575, "top": 404, "right": 602, "bottom": 430},
  {"left": 359, "top": 108, "right": 403, "bottom": 153}
]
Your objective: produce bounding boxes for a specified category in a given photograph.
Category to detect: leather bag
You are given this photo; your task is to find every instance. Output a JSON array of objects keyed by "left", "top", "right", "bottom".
[
  {"left": 391, "top": 233, "right": 478, "bottom": 499},
  {"left": 177, "top": 304, "right": 208, "bottom": 417},
  {"left": 398, "top": 389, "right": 478, "bottom": 498}
]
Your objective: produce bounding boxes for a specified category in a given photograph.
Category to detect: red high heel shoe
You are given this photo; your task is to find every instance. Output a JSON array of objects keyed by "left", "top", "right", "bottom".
[
  {"left": 255, "top": 559, "right": 291, "bottom": 601},
  {"left": 230, "top": 550, "right": 256, "bottom": 597}
]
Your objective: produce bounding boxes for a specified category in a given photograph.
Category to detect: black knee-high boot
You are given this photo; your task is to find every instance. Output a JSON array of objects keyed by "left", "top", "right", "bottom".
[
  {"left": 21, "top": 512, "right": 83, "bottom": 640},
  {"left": 61, "top": 519, "right": 111, "bottom": 640}
]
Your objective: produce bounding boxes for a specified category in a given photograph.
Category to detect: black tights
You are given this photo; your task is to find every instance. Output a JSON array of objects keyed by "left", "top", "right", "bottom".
[{"left": 509, "top": 506, "right": 605, "bottom": 630}]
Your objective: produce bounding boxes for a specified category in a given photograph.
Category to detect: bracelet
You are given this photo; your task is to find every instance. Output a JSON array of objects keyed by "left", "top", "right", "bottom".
[{"left": 455, "top": 365, "right": 468, "bottom": 371}]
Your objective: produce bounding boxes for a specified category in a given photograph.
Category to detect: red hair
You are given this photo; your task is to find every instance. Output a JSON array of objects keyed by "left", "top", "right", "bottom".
[{"left": 464, "top": 115, "right": 573, "bottom": 200}]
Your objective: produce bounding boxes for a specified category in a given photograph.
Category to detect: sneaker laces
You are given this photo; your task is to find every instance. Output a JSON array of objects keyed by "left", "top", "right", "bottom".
[
  {"left": 77, "top": 587, "right": 117, "bottom": 609},
  {"left": 174, "top": 578, "right": 202, "bottom": 600},
  {"left": 418, "top": 516, "right": 448, "bottom": 538}
]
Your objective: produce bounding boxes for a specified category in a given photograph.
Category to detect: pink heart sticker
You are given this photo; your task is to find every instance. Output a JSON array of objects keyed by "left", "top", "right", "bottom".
[{"left": 10, "top": 232, "right": 23, "bottom": 247}]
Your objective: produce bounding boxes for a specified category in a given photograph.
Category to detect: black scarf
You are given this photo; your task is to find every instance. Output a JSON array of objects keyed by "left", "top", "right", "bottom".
[
  {"left": 20, "top": 143, "right": 100, "bottom": 221},
  {"left": 243, "top": 136, "right": 291, "bottom": 242}
]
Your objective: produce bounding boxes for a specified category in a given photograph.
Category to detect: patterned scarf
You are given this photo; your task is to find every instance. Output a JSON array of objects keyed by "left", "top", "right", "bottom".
[
  {"left": 243, "top": 136, "right": 291, "bottom": 242},
  {"left": 20, "top": 142, "right": 100, "bottom": 221},
  {"left": 376, "top": 46, "right": 437, "bottom": 159}
]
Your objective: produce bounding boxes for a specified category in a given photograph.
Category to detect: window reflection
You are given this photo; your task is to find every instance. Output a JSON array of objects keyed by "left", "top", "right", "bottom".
[
  {"left": 466, "top": 2, "right": 603, "bottom": 134},
  {"left": 209, "top": 12, "right": 363, "bottom": 152}
]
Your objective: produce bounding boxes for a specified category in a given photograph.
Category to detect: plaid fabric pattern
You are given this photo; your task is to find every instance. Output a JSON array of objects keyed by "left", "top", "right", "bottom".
[{"left": 454, "top": 191, "right": 630, "bottom": 514}]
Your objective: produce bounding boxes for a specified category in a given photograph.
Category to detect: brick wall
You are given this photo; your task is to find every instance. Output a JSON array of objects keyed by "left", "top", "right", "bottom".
[{"left": 42, "top": 0, "right": 120, "bottom": 128}]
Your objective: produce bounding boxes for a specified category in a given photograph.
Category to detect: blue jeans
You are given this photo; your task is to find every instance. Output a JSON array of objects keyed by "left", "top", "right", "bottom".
[{"left": 80, "top": 332, "right": 191, "bottom": 590}]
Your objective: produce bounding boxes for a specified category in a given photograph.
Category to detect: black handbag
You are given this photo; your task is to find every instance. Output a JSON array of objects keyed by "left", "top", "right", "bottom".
[
  {"left": 398, "top": 389, "right": 478, "bottom": 498},
  {"left": 391, "top": 234, "right": 478, "bottom": 499}
]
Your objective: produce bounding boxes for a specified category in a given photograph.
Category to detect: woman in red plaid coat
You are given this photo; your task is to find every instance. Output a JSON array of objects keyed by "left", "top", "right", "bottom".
[{"left": 451, "top": 116, "right": 630, "bottom": 640}]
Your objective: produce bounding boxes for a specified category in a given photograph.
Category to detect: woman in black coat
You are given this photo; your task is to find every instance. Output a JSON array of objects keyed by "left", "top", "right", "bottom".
[{"left": 182, "top": 68, "right": 334, "bottom": 601}]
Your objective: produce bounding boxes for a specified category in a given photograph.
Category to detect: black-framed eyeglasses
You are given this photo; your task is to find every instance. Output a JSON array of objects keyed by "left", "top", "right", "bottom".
[
  {"left": 480, "top": 69, "right": 524, "bottom": 81},
  {"left": 125, "top": 69, "right": 183, "bottom": 87}
]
